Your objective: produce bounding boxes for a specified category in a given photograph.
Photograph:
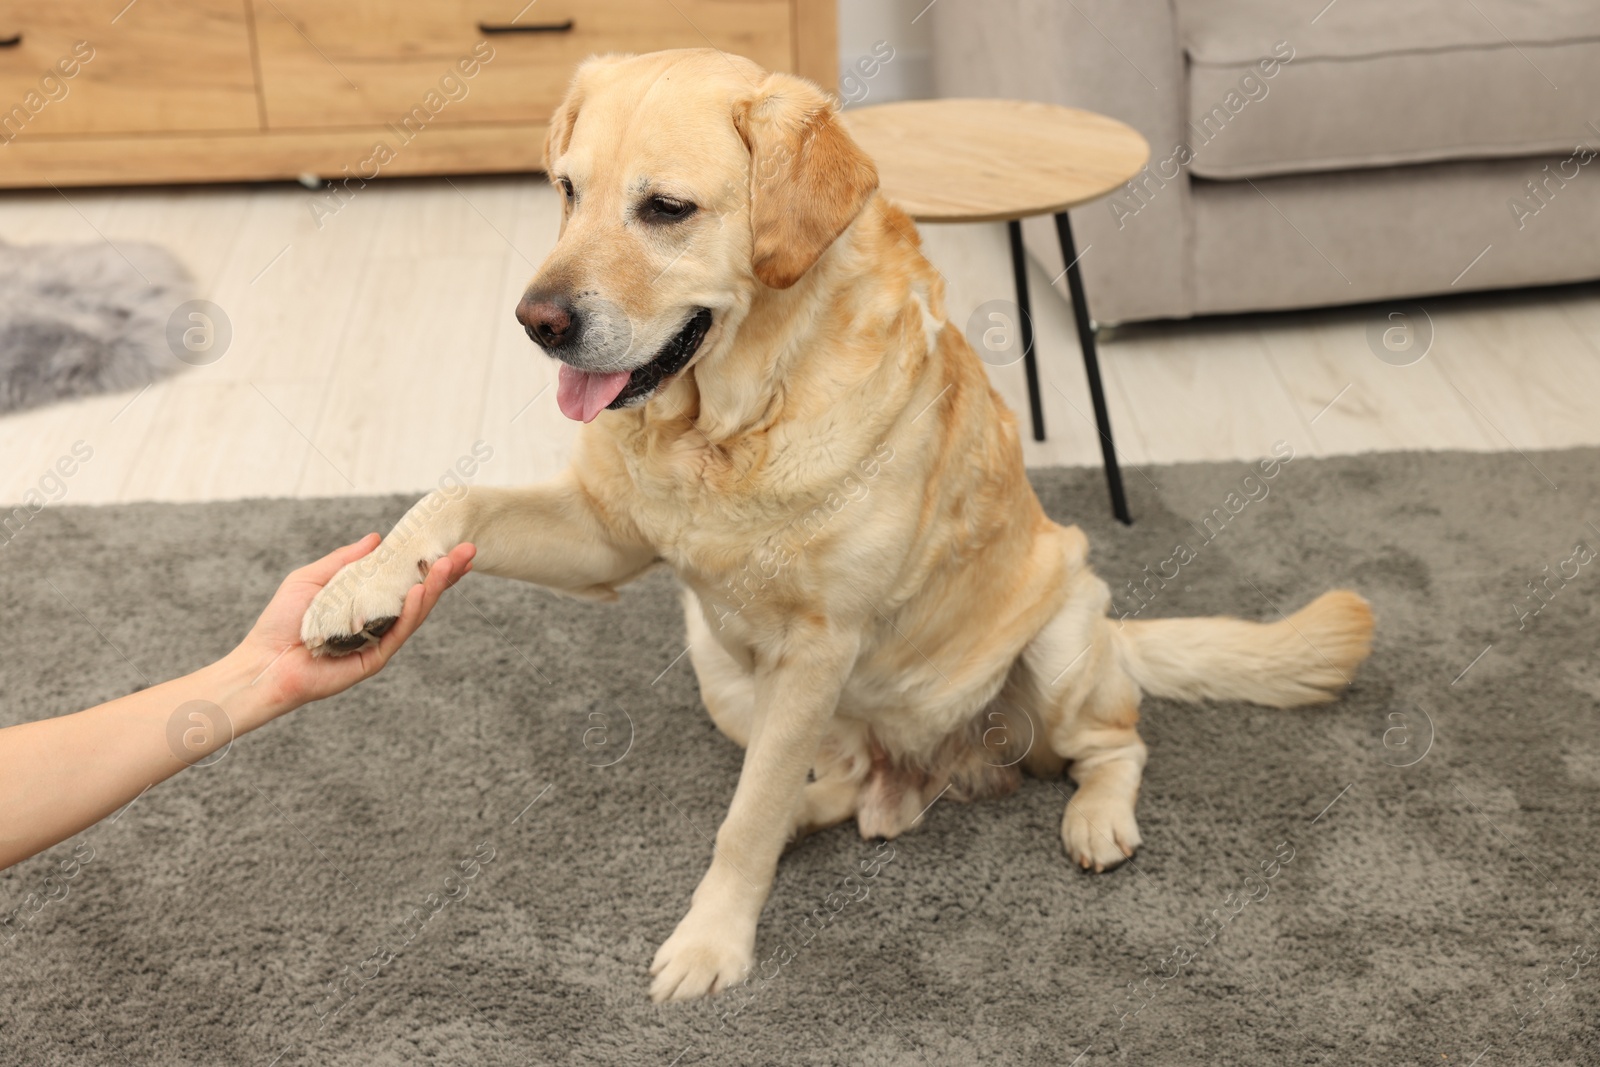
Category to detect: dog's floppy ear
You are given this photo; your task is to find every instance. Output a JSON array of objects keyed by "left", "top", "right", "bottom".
[
  {"left": 544, "top": 54, "right": 633, "bottom": 168},
  {"left": 734, "top": 73, "right": 879, "bottom": 289},
  {"left": 543, "top": 86, "right": 580, "bottom": 169}
]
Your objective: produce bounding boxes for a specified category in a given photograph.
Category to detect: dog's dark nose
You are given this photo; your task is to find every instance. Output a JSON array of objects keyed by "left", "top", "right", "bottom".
[{"left": 516, "top": 293, "right": 580, "bottom": 351}]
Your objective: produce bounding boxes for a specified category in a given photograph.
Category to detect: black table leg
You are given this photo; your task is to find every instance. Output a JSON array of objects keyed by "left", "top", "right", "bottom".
[
  {"left": 1053, "top": 210, "right": 1132, "bottom": 525},
  {"left": 1006, "top": 219, "right": 1046, "bottom": 442}
]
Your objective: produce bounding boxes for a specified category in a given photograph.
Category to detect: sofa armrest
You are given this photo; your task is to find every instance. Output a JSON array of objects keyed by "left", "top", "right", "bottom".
[{"left": 930, "top": 0, "right": 1193, "bottom": 322}]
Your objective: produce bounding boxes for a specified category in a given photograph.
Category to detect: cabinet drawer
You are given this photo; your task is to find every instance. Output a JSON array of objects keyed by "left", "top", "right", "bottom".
[
  {"left": 255, "top": 0, "right": 795, "bottom": 130},
  {"left": 0, "top": 0, "right": 258, "bottom": 137}
]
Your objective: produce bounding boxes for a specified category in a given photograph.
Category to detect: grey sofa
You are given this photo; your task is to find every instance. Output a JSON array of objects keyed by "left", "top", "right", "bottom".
[{"left": 931, "top": 0, "right": 1600, "bottom": 324}]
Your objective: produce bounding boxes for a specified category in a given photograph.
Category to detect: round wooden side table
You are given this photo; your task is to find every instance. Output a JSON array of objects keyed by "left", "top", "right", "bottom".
[{"left": 841, "top": 99, "right": 1149, "bottom": 524}]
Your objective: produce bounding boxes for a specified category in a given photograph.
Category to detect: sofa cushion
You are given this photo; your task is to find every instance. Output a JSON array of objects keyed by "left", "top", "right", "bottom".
[
  {"left": 1174, "top": 0, "right": 1600, "bottom": 179},
  {"left": 1186, "top": 156, "right": 1600, "bottom": 316}
]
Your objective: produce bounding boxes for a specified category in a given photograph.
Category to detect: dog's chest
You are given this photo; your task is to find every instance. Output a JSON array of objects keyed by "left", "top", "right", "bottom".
[
  {"left": 638, "top": 489, "right": 823, "bottom": 616},
  {"left": 620, "top": 435, "right": 892, "bottom": 609}
]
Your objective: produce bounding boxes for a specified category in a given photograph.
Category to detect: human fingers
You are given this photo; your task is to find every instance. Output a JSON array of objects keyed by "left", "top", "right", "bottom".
[{"left": 371, "top": 547, "right": 474, "bottom": 662}]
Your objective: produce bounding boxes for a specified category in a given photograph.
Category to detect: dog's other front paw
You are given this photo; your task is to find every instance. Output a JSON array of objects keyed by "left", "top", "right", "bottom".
[
  {"left": 648, "top": 908, "right": 755, "bottom": 1003},
  {"left": 300, "top": 551, "right": 429, "bottom": 657}
]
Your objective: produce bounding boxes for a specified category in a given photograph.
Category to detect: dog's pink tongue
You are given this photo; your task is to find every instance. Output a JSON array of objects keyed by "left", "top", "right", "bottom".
[{"left": 556, "top": 365, "right": 632, "bottom": 423}]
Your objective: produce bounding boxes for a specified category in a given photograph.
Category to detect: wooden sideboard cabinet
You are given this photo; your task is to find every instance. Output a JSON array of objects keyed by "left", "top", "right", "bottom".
[{"left": 0, "top": 0, "right": 836, "bottom": 187}]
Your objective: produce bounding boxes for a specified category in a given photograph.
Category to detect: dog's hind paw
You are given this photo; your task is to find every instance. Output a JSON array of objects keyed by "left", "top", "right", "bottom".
[{"left": 1063, "top": 794, "right": 1142, "bottom": 873}]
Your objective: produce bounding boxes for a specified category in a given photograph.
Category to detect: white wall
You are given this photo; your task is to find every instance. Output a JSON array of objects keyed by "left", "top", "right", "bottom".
[{"left": 836, "top": 0, "right": 935, "bottom": 107}]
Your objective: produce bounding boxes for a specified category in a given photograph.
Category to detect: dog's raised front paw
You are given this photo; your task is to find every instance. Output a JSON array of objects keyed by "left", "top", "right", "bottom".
[
  {"left": 648, "top": 908, "right": 755, "bottom": 1003},
  {"left": 300, "top": 551, "right": 430, "bottom": 657}
]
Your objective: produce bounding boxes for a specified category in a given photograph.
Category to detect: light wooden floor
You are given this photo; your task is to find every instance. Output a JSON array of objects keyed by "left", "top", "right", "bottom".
[{"left": 3, "top": 176, "right": 1598, "bottom": 506}]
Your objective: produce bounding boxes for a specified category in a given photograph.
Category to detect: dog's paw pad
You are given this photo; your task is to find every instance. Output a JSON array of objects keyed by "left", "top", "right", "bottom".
[
  {"left": 311, "top": 616, "right": 400, "bottom": 658},
  {"left": 320, "top": 632, "right": 369, "bottom": 657}
]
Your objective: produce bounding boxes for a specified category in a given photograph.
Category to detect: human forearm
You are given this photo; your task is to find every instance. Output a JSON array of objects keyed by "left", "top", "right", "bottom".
[
  {"left": 0, "top": 649, "right": 288, "bottom": 869},
  {"left": 0, "top": 537, "right": 473, "bottom": 873}
]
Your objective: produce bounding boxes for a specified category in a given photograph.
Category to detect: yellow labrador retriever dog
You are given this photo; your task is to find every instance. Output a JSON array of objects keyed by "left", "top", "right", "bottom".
[{"left": 301, "top": 49, "right": 1374, "bottom": 1002}]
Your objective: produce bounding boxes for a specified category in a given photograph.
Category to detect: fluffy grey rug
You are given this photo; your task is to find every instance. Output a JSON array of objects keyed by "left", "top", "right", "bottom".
[
  {"left": 1, "top": 450, "right": 1596, "bottom": 1066},
  {"left": 0, "top": 240, "right": 193, "bottom": 414}
]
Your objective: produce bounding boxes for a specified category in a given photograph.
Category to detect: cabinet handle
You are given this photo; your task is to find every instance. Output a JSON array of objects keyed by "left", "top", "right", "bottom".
[
  {"left": 0, "top": 34, "right": 21, "bottom": 48},
  {"left": 477, "top": 20, "right": 573, "bottom": 34}
]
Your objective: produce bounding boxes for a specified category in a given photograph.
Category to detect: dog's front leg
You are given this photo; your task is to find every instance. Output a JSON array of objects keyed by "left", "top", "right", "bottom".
[
  {"left": 650, "top": 622, "right": 860, "bottom": 1003},
  {"left": 301, "top": 470, "right": 656, "bottom": 655}
]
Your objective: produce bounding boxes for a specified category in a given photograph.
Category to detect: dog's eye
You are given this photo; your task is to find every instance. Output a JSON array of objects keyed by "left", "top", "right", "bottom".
[
  {"left": 555, "top": 177, "right": 574, "bottom": 202},
  {"left": 644, "top": 195, "right": 696, "bottom": 222}
]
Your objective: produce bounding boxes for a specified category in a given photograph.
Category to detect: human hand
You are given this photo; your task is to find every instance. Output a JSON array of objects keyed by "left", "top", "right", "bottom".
[{"left": 231, "top": 534, "right": 476, "bottom": 713}]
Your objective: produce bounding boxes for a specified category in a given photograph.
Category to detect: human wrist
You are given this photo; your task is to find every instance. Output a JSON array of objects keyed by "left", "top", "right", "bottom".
[{"left": 204, "top": 646, "right": 298, "bottom": 732}]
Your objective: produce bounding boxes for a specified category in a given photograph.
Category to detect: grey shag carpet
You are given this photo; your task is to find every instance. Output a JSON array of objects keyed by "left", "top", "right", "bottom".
[
  {"left": 0, "top": 240, "right": 192, "bottom": 414},
  {"left": 1, "top": 449, "right": 1597, "bottom": 1066}
]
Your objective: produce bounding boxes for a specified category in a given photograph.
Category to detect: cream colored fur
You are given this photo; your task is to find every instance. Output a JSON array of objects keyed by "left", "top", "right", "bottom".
[{"left": 299, "top": 50, "right": 1375, "bottom": 1004}]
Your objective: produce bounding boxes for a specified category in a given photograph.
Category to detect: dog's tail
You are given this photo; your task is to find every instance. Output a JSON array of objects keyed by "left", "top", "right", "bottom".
[{"left": 1113, "top": 590, "right": 1374, "bottom": 708}]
